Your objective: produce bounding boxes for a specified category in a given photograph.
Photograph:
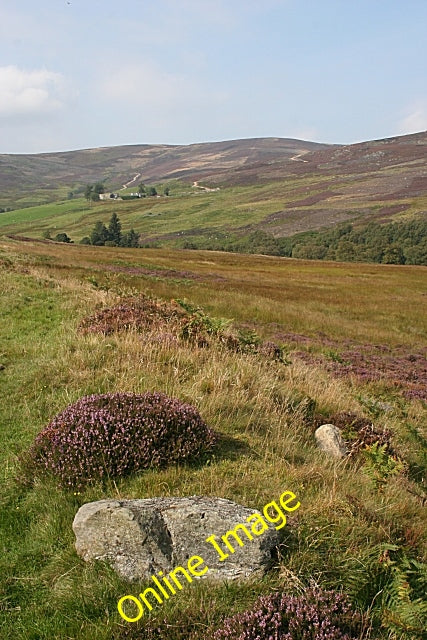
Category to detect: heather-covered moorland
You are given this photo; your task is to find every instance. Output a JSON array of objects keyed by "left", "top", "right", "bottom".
[
  {"left": 1, "top": 132, "right": 426, "bottom": 266},
  {"left": 0, "top": 237, "right": 426, "bottom": 640}
]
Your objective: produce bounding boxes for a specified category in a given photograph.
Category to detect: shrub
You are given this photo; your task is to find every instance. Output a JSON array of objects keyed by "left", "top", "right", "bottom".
[
  {"left": 29, "top": 392, "right": 217, "bottom": 489},
  {"left": 258, "top": 341, "right": 285, "bottom": 362},
  {"left": 79, "top": 295, "right": 187, "bottom": 335},
  {"left": 80, "top": 296, "right": 288, "bottom": 363},
  {"left": 176, "top": 299, "right": 232, "bottom": 343},
  {"left": 211, "top": 588, "right": 362, "bottom": 640},
  {"left": 235, "top": 328, "right": 261, "bottom": 353},
  {"left": 54, "top": 232, "right": 72, "bottom": 243}
]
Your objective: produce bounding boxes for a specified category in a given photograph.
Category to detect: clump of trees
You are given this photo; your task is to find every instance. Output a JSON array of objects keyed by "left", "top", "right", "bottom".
[
  {"left": 84, "top": 182, "right": 105, "bottom": 202},
  {"left": 286, "top": 219, "right": 427, "bottom": 265},
  {"left": 138, "top": 183, "right": 157, "bottom": 197},
  {"left": 42, "top": 230, "right": 72, "bottom": 243},
  {"left": 138, "top": 183, "right": 170, "bottom": 197},
  {"left": 81, "top": 213, "right": 139, "bottom": 247},
  {"left": 182, "top": 219, "right": 427, "bottom": 266},
  {"left": 54, "top": 232, "right": 72, "bottom": 243}
]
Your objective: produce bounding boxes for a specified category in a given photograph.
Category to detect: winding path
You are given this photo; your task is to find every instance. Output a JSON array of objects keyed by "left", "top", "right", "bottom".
[
  {"left": 120, "top": 173, "right": 142, "bottom": 190},
  {"left": 290, "top": 152, "right": 309, "bottom": 163},
  {"left": 192, "top": 181, "right": 220, "bottom": 192}
]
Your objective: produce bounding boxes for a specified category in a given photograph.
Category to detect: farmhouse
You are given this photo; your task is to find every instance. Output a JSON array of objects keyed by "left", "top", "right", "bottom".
[{"left": 99, "top": 193, "right": 120, "bottom": 200}]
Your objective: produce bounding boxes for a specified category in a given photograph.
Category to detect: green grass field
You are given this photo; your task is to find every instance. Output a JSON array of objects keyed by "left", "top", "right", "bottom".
[
  {"left": 0, "top": 237, "right": 426, "bottom": 640},
  {"left": 0, "top": 182, "right": 297, "bottom": 239},
  {"left": 1, "top": 171, "right": 425, "bottom": 252}
]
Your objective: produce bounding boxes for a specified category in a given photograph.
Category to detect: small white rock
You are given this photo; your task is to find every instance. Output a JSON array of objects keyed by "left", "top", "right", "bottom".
[{"left": 315, "top": 424, "right": 347, "bottom": 459}]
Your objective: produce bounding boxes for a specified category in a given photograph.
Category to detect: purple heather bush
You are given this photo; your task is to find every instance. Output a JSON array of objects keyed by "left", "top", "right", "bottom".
[
  {"left": 211, "top": 588, "right": 362, "bottom": 640},
  {"left": 30, "top": 392, "right": 216, "bottom": 489}
]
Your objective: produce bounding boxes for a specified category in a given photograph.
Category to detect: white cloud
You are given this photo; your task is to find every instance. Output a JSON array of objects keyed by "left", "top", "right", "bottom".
[
  {"left": 0, "top": 66, "right": 66, "bottom": 119},
  {"left": 398, "top": 102, "right": 427, "bottom": 134}
]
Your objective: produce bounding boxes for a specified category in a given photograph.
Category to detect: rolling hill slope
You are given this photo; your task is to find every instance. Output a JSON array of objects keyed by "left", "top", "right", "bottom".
[
  {"left": 0, "top": 132, "right": 426, "bottom": 263},
  {"left": 0, "top": 137, "right": 329, "bottom": 208}
]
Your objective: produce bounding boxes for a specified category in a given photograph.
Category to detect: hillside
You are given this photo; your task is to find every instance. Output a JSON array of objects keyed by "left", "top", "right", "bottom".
[
  {"left": 211, "top": 131, "right": 427, "bottom": 184},
  {"left": 0, "top": 236, "right": 426, "bottom": 640},
  {"left": 0, "top": 132, "right": 426, "bottom": 264},
  {"left": 0, "top": 137, "right": 328, "bottom": 208}
]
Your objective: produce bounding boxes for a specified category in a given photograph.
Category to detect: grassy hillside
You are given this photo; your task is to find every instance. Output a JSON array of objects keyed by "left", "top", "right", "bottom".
[
  {"left": 0, "top": 138, "right": 328, "bottom": 209},
  {"left": 1, "top": 174, "right": 426, "bottom": 252},
  {"left": 0, "top": 237, "right": 426, "bottom": 640},
  {"left": 1, "top": 133, "right": 426, "bottom": 265}
]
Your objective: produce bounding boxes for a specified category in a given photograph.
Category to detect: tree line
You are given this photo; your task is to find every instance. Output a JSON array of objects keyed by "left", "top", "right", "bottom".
[
  {"left": 138, "top": 183, "right": 169, "bottom": 197},
  {"left": 181, "top": 219, "right": 427, "bottom": 266},
  {"left": 281, "top": 218, "right": 427, "bottom": 265}
]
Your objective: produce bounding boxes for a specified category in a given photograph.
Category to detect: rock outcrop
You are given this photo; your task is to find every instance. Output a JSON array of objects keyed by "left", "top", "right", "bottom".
[
  {"left": 73, "top": 496, "right": 281, "bottom": 582},
  {"left": 315, "top": 424, "right": 347, "bottom": 458}
]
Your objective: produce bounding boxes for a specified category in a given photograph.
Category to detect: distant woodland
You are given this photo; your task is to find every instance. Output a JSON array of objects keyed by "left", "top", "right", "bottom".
[{"left": 182, "top": 219, "right": 427, "bottom": 265}]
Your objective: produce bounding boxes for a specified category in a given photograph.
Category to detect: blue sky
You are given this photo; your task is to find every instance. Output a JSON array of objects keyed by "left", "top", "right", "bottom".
[{"left": 1, "top": 0, "right": 426, "bottom": 153}]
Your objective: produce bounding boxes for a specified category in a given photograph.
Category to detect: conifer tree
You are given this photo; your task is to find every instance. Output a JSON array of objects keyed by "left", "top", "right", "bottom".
[
  {"left": 90, "top": 221, "right": 110, "bottom": 246},
  {"left": 108, "top": 212, "right": 122, "bottom": 246},
  {"left": 121, "top": 228, "right": 139, "bottom": 248},
  {"left": 127, "top": 228, "right": 139, "bottom": 248}
]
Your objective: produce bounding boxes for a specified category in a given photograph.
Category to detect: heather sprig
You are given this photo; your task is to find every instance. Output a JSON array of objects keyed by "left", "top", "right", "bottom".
[
  {"left": 29, "top": 392, "right": 217, "bottom": 489},
  {"left": 211, "top": 588, "right": 362, "bottom": 640}
]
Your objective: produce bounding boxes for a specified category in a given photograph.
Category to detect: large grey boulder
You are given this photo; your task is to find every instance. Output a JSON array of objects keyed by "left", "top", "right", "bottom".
[
  {"left": 315, "top": 424, "right": 347, "bottom": 459},
  {"left": 73, "top": 496, "right": 281, "bottom": 582}
]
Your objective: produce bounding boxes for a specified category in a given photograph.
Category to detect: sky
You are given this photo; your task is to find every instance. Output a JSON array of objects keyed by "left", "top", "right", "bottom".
[{"left": 1, "top": 0, "right": 427, "bottom": 153}]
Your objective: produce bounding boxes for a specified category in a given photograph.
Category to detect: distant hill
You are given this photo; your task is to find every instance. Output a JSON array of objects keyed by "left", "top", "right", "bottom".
[
  {"left": 0, "top": 131, "right": 426, "bottom": 265},
  {"left": 202, "top": 130, "right": 427, "bottom": 185},
  {"left": 0, "top": 137, "right": 330, "bottom": 208},
  {"left": 1, "top": 131, "right": 426, "bottom": 212}
]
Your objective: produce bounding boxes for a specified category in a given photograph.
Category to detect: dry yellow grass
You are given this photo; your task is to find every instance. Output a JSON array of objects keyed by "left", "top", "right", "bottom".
[
  {"left": 2, "top": 237, "right": 426, "bottom": 347},
  {"left": 0, "top": 237, "right": 425, "bottom": 640}
]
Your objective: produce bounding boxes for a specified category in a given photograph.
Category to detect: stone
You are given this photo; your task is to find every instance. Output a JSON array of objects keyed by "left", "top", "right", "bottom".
[
  {"left": 73, "top": 496, "right": 281, "bottom": 582},
  {"left": 315, "top": 424, "right": 347, "bottom": 459}
]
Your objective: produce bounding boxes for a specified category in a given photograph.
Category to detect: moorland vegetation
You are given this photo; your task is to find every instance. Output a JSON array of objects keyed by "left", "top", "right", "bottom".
[
  {"left": 1, "top": 132, "right": 426, "bottom": 266},
  {"left": 0, "top": 237, "right": 425, "bottom": 640}
]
